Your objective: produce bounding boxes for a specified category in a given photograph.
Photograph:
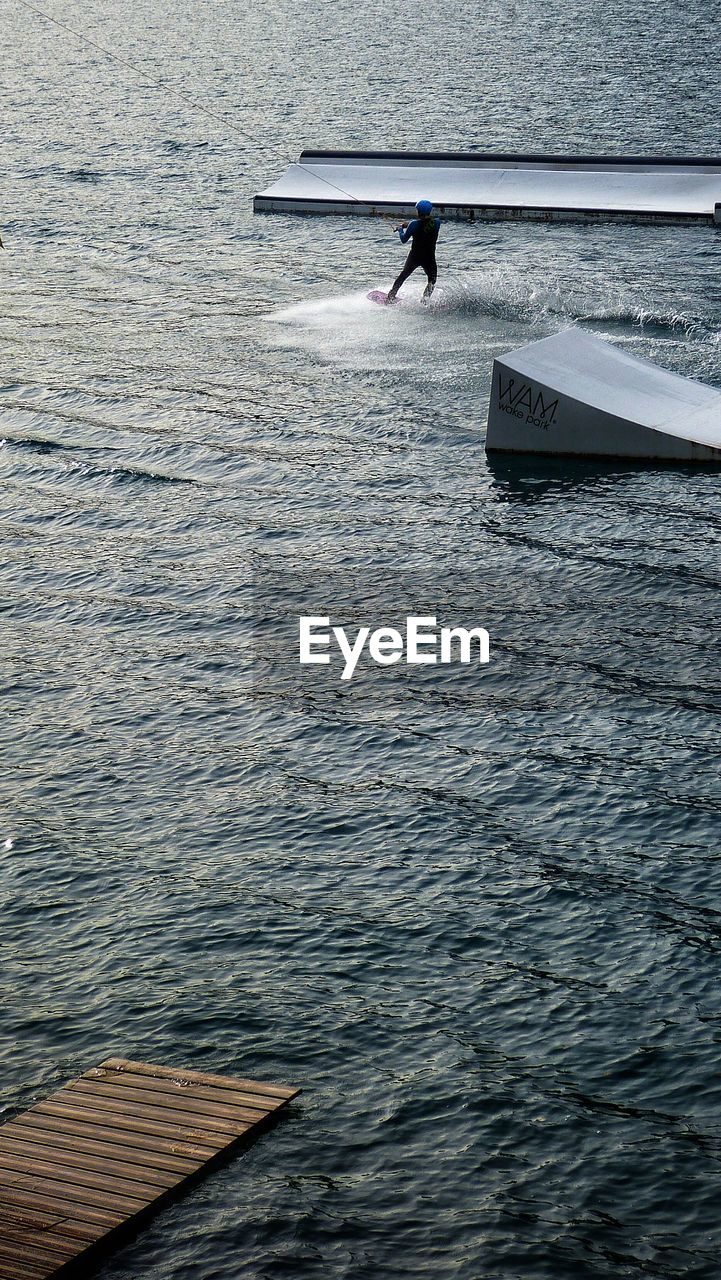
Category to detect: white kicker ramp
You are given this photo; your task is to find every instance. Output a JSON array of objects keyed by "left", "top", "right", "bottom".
[{"left": 485, "top": 330, "right": 721, "bottom": 463}]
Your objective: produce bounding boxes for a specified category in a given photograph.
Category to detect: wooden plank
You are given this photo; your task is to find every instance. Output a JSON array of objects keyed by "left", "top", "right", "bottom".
[
  {"left": 0, "top": 1263, "right": 48, "bottom": 1280},
  {"left": 44, "top": 1087, "right": 259, "bottom": 1135},
  {"left": 0, "top": 1263, "right": 47, "bottom": 1280},
  {"left": 0, "top": 1255, "right": 48, "bottom": 1280},
  {"left": 0, "top": 1133, "right": 184, "bottom": 1190},
  {"left": 93, "top": 1062, "right": 292, "bottom": 1108},
  {"left": 0, "top": 1227, "right": 76, "bottom": 1263},
  {"left": 5, "top": 1114, "right": 205, "bottom": 1173},
  {"left": 0, "top": 1216, "right": 77, "bottom": 1255},
  {"left": 101, "top": 1057, "right": 295, "bottom": 1100},
  {"left": 31, "top": 1099, "right": 231, "bottom": 1149},
  {"left": 0, "top": 1147, "right": 165, "bottom": 1198},
  {"left": 0, "top": 1235, "right": 73, "bottom": 1268},
  {"left": 0, "top": 1186, "right": 120, "bottom": 1231},
  {"left": 67, "top": 1076, "right": 274, "bottom": 1119},
  {"left": 0, "top": 1206, "right": 102, "bottom": 1247},
  {"left": 0, "top": 1203, "right": 64, "bottom": 1232},
  {"left": 5, "top": 1115, "right": 204, "bottom": 1171},
  {"left": 85, "top": 1067, "right": 287, "bottom": 1113},
  {"left": 0, "top": 1165, "right": 149, "bottom": 1214},
  {"left": 0, "top": 1058, "right": 299, "bottom": 1279}
]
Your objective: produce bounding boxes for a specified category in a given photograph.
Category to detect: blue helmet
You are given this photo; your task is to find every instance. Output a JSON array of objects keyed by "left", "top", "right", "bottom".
[{"left": 416, "top": 199, "right": 433, "bottom": 216}]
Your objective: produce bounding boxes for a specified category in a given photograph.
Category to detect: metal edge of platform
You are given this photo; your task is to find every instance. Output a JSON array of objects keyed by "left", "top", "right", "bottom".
[
  {"left": 298, "top": 148, "right": 721, "bottom": 169},
  {"left": 253, "top": 195, "right": 713, "bottom": 226},
  {"left": 484, "top": 438, "right": 721, "bottom": 465}
]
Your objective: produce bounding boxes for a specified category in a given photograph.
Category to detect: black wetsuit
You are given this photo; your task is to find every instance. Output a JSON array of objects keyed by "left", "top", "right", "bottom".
[{"left": 389, "top": 214, "right": 441, "bottom": 299}]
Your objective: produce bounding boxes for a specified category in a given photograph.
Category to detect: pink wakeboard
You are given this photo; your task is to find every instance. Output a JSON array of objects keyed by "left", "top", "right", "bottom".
[{"left": 367, "top": 290, "right": 428, "bottom": 309}]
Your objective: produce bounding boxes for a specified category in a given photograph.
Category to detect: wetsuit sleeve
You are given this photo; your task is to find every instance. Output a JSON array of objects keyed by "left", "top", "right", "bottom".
[{"left": 398, "top": 218, "right": 419, "bottom": 244}]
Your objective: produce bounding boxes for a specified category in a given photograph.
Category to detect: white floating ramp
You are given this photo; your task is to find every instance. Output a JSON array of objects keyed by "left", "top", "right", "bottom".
[
  {"left": 485, "top": 330, "right": 721, "bottom": 463},
  {"left": 254, "top": 151, "right": 721, "bottom": 226}
]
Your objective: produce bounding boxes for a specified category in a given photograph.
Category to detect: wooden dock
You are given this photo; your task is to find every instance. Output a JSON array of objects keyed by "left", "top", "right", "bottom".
[{"left": 0, "top": 1056, "right": 299, "bottom": 1279}]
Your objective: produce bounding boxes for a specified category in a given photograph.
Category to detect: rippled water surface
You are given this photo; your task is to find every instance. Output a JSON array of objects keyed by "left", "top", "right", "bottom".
[{"left": 2, "top": 1, "right": 721, "bottom": 1276}]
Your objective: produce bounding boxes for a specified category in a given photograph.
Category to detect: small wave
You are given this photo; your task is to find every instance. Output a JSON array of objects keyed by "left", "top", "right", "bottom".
[
  {"left": 64, "top": 169, "right": 103, "bottom": 184},
  {"left": 3, "top": 437, "right": 66, "bottom": 456},
  {"left": 576, "top": 305, "right": 710, "bottom": 339},
  {"left": 71, "top": 461, "right": 196, "bottom": 487},
  {"left": 161, "top": 139, "right": 212, "bottom": 152},
  {"left": 0, "top": 437, "right": 195, "bottom": 486}
]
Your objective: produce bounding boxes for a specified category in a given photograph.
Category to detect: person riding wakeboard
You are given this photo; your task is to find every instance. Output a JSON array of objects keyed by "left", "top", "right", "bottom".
[{"left": 386, "top": 199, "right": 440, "bottom": 304}]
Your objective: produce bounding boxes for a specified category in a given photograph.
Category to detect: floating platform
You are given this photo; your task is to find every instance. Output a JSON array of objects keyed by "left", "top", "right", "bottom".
[
  {"left": 485, "top": 329, "right": 721, "bottom": 462},
  {"left": 0, "top": 1056, "right": 299, "bottom": 1279},
  {"left": 254, "top": 150, "right": 721, "bottom": 226}
]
